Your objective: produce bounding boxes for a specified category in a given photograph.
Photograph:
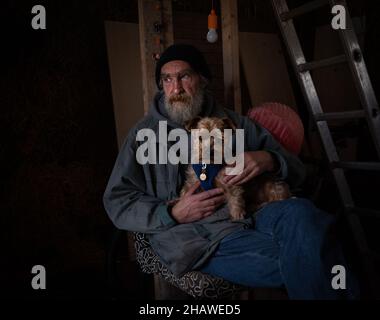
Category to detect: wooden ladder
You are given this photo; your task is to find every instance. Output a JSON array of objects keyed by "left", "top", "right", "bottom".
[{"left": 271, "top": 0, "right": 380, "bottom": 297}]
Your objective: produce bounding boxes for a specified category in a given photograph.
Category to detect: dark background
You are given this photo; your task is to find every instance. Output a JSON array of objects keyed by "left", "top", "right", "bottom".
[{"left": 1, "top": 0, "right": 379, "bottom": 300}]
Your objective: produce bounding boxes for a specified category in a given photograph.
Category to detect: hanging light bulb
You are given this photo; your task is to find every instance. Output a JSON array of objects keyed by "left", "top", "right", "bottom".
[{"left": 207, "top": 8, "right": 218, "bottom": 43}]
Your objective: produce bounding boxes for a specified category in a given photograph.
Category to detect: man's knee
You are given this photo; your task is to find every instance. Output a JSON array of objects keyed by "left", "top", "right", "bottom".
[
  {"left": 286, "top": 197, "right": 315, "bottom": 210},
  {"left": 256, "top": 197, "right": 334, "bottom": 232},
  {"left": 281, "top": 197, "right": 320, "bottom": 223}
]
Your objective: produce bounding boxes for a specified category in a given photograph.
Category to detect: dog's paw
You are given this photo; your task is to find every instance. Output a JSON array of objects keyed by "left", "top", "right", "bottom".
[{"left": 230, "top": 209, "right": 245, "bottom": 220}]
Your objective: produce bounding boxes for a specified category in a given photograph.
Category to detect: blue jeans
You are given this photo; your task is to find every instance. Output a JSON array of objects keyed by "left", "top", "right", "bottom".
[{"left": 200, "top": 198, "right": 360, "bottom": 299}]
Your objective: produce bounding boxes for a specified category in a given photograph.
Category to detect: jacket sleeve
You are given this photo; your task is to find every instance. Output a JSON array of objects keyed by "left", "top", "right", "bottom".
[
  {"left": 240, "top": 116, "right": 306, "bottom": 190},
  {"left": 103, "top": 129, "right": 177, "bottom": 233}
]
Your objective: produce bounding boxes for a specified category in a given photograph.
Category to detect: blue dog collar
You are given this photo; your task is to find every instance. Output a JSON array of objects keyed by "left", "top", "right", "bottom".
[{"left": 192, "top": 163, "right": 224, "bottom": 191}]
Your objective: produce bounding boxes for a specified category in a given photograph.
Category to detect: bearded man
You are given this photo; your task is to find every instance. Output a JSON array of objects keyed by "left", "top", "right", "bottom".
[{"left": 103, "top": 44, "right": 359, "bottom": 299}]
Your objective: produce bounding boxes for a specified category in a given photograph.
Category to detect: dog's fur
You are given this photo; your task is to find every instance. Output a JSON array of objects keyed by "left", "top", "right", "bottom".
[{"left": 180, "top": 117, "right": 291, "bottom": 220}]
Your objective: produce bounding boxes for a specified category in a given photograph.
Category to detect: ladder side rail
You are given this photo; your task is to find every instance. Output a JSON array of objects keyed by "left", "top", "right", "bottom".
[{"left": 330, "top": 0, "right": 380, "bottom": 157}]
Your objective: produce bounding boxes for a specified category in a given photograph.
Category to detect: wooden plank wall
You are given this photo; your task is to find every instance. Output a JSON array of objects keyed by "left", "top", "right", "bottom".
[
  {"left": 104, "top": 21, "right": 144, "bottom": 149},
  {"left": 138, "top": 0, "right": 174, "bottom": 114},
  {"left": 221, "top": 0, "right": 242, "bottom": 114}
]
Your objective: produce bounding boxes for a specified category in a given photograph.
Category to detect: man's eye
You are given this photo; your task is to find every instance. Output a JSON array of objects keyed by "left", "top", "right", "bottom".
[
  {"left": 163, "top": 77, "right": 172, "bottom": 83},
  {"left": 180, "top": 73, "right": 191, "bottom": 81}
]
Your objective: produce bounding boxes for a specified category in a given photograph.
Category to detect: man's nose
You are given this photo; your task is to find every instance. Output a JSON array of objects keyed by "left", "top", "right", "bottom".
[{"left": 173, "top": 78, "right": 184, "bottom": 94}]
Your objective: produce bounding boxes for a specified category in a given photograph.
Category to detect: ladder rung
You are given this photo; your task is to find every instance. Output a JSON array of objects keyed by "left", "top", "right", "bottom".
[
  {"left": 280, "top": 0, "right": 329, "bottom": 21},
  {"left": 347, "top": 206, "right": 380, "bottom": 218},
  {"left": 332, "top": 161, "right": 380, "bottom": 171},
  {"left": 315, "top": 110, "right": 366, "bottom": 121},
  {"left": 298, "top": 55, "right": 346, "bottom": 72}
]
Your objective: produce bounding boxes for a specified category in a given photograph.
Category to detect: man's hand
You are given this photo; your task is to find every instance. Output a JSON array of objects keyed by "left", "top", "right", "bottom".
[
  {"left": 171, "top": 181, "right": 225, "bottom": 223},
  {"left": 223, "top": 151, "right": 276, "bottom": 186}
]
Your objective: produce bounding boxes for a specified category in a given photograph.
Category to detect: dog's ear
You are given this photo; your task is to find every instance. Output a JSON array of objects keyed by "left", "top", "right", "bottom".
[
  {"left": 222, "top": 117, "right": 237, "bottom": 130},
  {"left": 184, "top": 116, "right": 202, "bottom": 132}
]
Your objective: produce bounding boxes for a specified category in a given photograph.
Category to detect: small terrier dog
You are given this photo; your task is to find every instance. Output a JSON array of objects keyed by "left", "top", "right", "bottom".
[{"left": 180, "top": 117, "right": 291, "bottom": 220}]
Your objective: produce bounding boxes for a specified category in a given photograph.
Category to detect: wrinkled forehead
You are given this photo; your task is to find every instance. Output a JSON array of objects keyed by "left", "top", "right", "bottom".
[{"left": 161, "top": 60, "right": 193, "bottom": 75}]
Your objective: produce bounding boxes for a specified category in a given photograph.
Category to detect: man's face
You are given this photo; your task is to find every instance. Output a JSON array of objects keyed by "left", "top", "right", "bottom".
[
  {"left": 161, "top": 60, "right": 204, "bottom": 125},
  {"left": 161, "top": 60, "right": 200, "bottom": 97}
]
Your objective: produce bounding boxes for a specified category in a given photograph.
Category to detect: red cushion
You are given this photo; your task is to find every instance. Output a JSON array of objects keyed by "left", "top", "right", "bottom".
[{"left": 247, "top": 102, "right": 304, "bottom": 155}]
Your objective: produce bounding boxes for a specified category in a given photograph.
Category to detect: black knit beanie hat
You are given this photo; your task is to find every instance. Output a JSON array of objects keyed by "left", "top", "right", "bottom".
[{"left": 155, "top": 44, "right": 212, "bottom": 89}]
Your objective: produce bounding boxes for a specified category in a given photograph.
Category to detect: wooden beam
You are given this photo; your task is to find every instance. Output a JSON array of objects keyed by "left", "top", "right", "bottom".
[
  {"left": 138, "top": 0, "right": 174, "bottom": 114},
  {"left": 221, "top": 0, "right": 242, "bottom": 114}
]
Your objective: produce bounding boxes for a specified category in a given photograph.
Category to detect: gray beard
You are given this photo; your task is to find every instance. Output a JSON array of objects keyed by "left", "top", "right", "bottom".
[{"left": 164, "top": 89, "right": 204, "bottom": 125}]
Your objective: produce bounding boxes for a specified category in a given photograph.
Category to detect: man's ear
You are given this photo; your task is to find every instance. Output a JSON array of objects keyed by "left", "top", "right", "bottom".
[
  {"left": 184, "top": 116, "right": 202, "bottom": 132},
  {"left": 222, "top": 117, "right": 237, "bottom": 130}
]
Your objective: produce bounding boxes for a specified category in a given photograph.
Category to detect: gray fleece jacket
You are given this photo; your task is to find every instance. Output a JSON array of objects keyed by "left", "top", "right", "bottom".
[{"left": 103, "top": 91, "right": 305, "bottom": 277}]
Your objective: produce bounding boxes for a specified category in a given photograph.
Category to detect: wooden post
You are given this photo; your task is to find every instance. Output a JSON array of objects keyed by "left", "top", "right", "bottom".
[
  {"left": 221, "top": 0, "right": 242, "bottom": 114},
  {"left": 138, "top": 0, "right": 174, "bottom": 114},
  {"left": 138, "top": 1, "right": 174, "bottom": 299}
]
